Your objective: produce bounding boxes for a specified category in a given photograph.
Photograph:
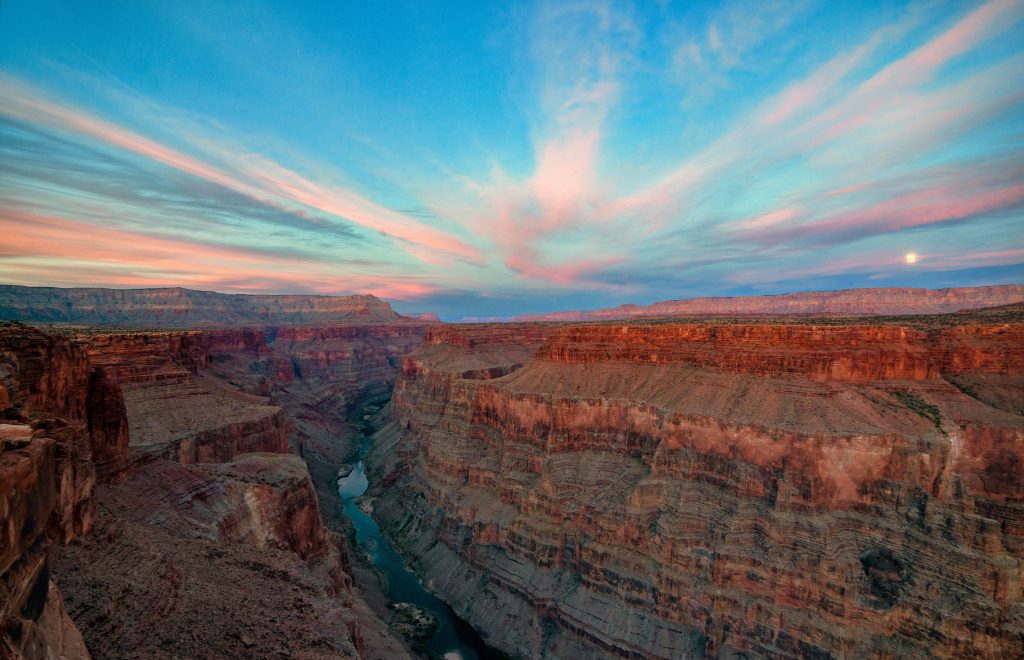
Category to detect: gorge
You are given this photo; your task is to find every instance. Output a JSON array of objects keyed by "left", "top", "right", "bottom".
[{"left": 1, "top": 285, "right": 1023, "bottom": 659}]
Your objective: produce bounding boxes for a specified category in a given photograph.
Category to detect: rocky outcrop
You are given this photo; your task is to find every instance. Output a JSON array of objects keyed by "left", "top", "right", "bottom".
[
  {"left": 516, "top": 285, "right": 1024, "bottom": 321},
  {"left": 192, "top": 453, "right": 335, "bottom": 559},
  {"left": 52, "top": 453, "right": 364, "bottom": 659},
  {"left": 0, "top": 285, "right": 405, "bottom": 327},
  {"left": 1, "top": 320, "right": 417, "bottom": 658},
  {"left": 369, "top": 317, "right": 1024, "bottom": 658},
  {"left": 78, "top": 331, "right": 289, "bottom": 465},
  {"left": 0, "top": 324, "right": 133, "bottom": 659},
  {"left": 538, "top": 322, "right": 1024, "bottom": 382},
  {"left": 0, "top": 325, "right": 131, "bottom": 529},
  {"left": 84, "top": 331, "right": 209, "bottom": 383},
  {"left": 0, "top": 431, "right": 90, "bottom": 660}
]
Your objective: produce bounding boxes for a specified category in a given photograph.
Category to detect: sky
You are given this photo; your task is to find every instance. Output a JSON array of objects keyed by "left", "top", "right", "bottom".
[{"left": 1, "top": 0, "right": 1022, "bottom": 319}]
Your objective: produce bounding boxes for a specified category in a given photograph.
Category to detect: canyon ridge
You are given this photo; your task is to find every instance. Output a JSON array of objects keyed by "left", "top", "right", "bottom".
[{"left": 1, "top": 284, "right": 1022, "bottom": 659}]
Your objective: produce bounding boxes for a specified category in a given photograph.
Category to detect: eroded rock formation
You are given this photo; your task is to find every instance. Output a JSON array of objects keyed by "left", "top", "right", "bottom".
[
  {"left": 516, "top": 285, "right": 1024, "bottom": 321},
  {"left": 53, "top": 453, "right": 366, "bottom": 658},
  {"left": 369, "top": 318, "right": 1024, "bottom": 658},
  {"left": 1, "top": 319, "right": 423, "bottom": 659},
  {"left": 0, "top": 285, "right": 404, "bottom": 327},
  {"left": 1, "top": 324, "right": 131, "bottom": 658}
]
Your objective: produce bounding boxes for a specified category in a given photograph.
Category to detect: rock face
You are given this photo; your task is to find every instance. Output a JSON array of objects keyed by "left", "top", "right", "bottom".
[
  {"left": 1, "top": 320, "right": 421, "bottom": 659},
  {"left": 203, "top": 323, "right": 429, "bottom": 485},
  {"left": 53, "top": 453, "right": 366, "bottom": 659},
  {"left": 516, "top": 285, "right": 1024, "bottom": 321},
  {"left": 0, "top": 285, "right": 407, "bottom": 327},
  {"left": 0, "top": 323, "right": 133, "bottom": 659},
  {"left": 369, "top": 318, "right": 1024, "bottom": 658},
  {"left": 80, "top": 330, "right": 289, "bottom": 464}
]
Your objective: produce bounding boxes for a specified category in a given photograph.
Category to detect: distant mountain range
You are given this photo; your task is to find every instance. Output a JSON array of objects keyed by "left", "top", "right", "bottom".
[
  {"left": 0, "top": 285, "right": 405, "bottom": 327},
  {"left": 515, "top": 285, "right": 1024, "bottom": 321},
  {"left": 3, "top": 284, "right": 1022, "bottom": 328}
]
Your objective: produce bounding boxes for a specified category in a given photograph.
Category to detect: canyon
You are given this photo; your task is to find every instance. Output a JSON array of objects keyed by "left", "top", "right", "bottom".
[
  {"left": 1, "top": 284, "right": 1022, "bottom": 659},
  {"left": 1, "top": 305, "right": 430, "bottom": 658},
  {"left": 0, "top": 286, "right": 403, "bottom": 327},
  {"left": 367, "top": 315, "right": 1024, "bottom": 658},
  {"left": 515, "top": 285, "right": 1024, "bottom": 321}
]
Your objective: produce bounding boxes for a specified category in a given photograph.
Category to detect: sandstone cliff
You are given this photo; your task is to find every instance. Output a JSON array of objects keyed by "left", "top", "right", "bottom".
[
  {"left": 79, "top": 331, "right": 289, "bottom": 464},
  {"left": 53, "top": 453, "right": 367, "bottom": 658},
  {"left": 1, "top": 324, "right": 132, "bottom": 658},
  {"left": 1, "top": 321, "right": 416, "bottom": 659},
  {"left": 0, "top": 285, "right": 406, "bottom": 327},
  {"left": 516, "top": 285, "right": 1024, "bottom": 321},
  {"left": 369, "top": 318, "right": 1024, "bottom": 658}
]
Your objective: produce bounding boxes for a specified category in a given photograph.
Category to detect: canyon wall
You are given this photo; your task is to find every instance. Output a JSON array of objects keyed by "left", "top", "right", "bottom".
[
  {"left": 516, "top": 285, "right": 1024, "bottom": 321},
  {"left": 369, "top": 319, "right": 1024, "bottom": 658},
  {"left": 1, "top": 324, "right": 131, "bottom": 658},
  {"left": 1, "top": 320, "right": 424, "bottom": 658},
  {"left": 0, "top": 285, "right": 404, "bottom": 327}
]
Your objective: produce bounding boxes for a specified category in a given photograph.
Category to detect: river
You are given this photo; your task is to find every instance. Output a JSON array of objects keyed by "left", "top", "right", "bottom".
[{"left": 338, "top": 438, "right": 500, "bottom": 659}]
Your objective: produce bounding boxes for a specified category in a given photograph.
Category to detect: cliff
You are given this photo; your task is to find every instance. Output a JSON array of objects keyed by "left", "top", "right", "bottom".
[
  {"left": 1, "top": 324, "right": 133, "bottom": 658},
  {"left": 53, "top": 453, "right": 366, "bottom": 658},
  {"left": 0, "top": 285, "right": 405, "bottom": 327},
  {"left": 1, "top": 321, "right": 417, "bottom": 658},
  {"left": 79, "top": 330, "right": 289, "bottom": 464},
  {"left": 516, "top": 285, "right": 1024, "bottom": 321},
  {"left": 368, "top": 317, "right": 1024, "bottom": 658},
  {"left": 537, "top": 322, "right": 1024, "bottom": 382}
]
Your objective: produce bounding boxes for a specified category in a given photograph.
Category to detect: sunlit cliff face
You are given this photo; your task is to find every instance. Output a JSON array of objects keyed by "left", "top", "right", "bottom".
[{"left": 1, "top": 0, "right": 1023, "bottom": 317}]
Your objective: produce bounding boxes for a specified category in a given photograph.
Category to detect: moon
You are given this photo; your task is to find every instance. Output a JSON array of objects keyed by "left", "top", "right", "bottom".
[{"left": 905, "top": 252, "right": 918, "bottom": 264}]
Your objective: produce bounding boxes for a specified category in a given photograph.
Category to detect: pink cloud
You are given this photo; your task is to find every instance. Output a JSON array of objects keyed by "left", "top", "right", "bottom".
[
  {"left": 760, "top": 33, "right": 884, "bottom": 125},
  {"left": 739, "top": 180, "right": 1024, "bottom": 246},
  {"left": 503, "top": 248, "right": 622, "bottom": 286},
  {"left": 825, "top": 183, "right": 870, "bottom": 197},
  {"left": 729, "top": 206, "right": 802, "bottom": 232},
  {"left": 862, "top": 0, "right": 1022, "bottom": 95},
  {"left": 814, "top": 183, "right": 1024, "bottom": 237},
  {"left": 235, "top": 155, "right": 484, "bottom": 263},
  {"left": 0, "top": 208, "right": 441, "bottom": 300},
  {"left": 803, "top": 0, "right": 1023, "bottom": 148},
  {"left": 0, "top": 75, "right": 482, "bottom": 264}
]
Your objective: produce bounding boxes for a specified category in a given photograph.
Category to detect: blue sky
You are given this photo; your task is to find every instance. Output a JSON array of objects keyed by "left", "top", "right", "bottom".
[{"left": 1, "top": 0, "right": 1022, "bottom": 318}]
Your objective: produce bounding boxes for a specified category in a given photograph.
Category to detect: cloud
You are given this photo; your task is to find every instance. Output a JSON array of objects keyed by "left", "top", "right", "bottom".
[
  {"left": 728, "top": 247, "right": 1024, "bottom": 285},
  {"left": 0, "top": 74, "right": 482, "bottom": 264},
  {"left": 0, "top": 207, "right": 441, "bottom": 299},
  {"left": 1, "top": 0, "right": 1022, "bottom": 312},
  {"left": 739, "top": 180, "right": 1024, "bottom": 246}
]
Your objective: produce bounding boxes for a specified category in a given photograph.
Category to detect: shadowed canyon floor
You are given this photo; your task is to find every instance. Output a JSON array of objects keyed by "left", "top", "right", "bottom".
[{"left": 1, "top": 286, "right": 1023, "bottom": 659}]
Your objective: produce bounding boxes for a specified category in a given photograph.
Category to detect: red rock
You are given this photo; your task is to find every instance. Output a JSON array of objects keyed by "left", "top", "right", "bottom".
[
  {"left": 536, "top": 322, "right": 1024, "bottom": 382},
  {"left": 0, "top": 285, "right": 406, "bottom": 326},
  {"left": 370, "top": 315, "right": 1024, "bottom": 658},
  {"left": 516, "top": 285, "right": 1024, "bottom": 321},
  {"left": 1, "top": 319, "right": 418, "bottom": 659}
]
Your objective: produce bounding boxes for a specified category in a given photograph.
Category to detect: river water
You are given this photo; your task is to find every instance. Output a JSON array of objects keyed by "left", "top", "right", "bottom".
[{"left": 338, "top": 440, "right": 498, "bottom": 659}]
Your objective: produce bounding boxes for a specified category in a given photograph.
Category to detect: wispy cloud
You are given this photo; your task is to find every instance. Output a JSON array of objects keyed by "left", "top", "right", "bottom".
[
  {"left": 1, "top": 0, "right": 1022, "bottom": 316},
  {"left": 0, "top": 74, "right": 482, "bottom": 265}
]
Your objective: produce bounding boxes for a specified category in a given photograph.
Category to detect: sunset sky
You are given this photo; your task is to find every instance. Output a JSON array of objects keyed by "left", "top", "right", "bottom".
[{"left": 1, "top": 0, "right": 1023, "bottom": 318}]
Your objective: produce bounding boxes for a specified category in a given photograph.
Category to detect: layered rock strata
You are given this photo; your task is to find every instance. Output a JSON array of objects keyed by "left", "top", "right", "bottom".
[
  {"left": 2, "top": 321, "right": 417, "bottom": 658},
  {"left": 53, "top": 453, "right": 367, "bottom": 658},
  {"left": 1, "top": 324, "right": 132, "bottom": 658},
  {"left": 516, "top": 285, "right": 1024, "bottom": 321},
  {"left": 369, "top": 319, "right": 1024, "bottom": 658},
  {"left": 81, "top": 331, "right": 289, "bottom": 464},
  {"left": 0, "top": 285, "right": 405, "bottom": 327}
]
